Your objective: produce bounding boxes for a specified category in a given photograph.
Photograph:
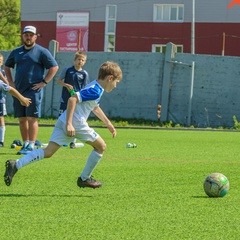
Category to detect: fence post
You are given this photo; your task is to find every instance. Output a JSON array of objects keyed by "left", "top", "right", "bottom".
[
  {"left": 160, "top": 42, "right": 176, "bottom": 122},
  {"left": 42, "top": 40, "right": 59, "bottom": 117}
]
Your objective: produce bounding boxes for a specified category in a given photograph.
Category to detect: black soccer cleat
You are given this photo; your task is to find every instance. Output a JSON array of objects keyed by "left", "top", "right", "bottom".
[
  {"left": 77, "top": 177, "right": 102, "bottom": 189},
  {"left": 4, "top": 160, "right": 18, "bottom": 186}
]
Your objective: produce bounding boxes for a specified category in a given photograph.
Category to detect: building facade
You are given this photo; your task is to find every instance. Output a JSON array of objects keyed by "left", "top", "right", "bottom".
[{"left": 21, "top": 0, "right": 240, "bottom": 56}]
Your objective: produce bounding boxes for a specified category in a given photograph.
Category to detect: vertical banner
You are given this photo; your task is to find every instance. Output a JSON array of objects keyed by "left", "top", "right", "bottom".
[{"left": 56, "top": 12, "right": 89, "bottom": 52}]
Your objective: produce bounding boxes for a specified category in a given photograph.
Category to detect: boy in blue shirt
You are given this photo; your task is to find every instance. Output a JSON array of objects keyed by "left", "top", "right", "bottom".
[
  {"left": 57, "top": 51, "right": 89, "bottom": 148},
  {"left": 0, "top": 54, "right": 9, "bottom": 147}
]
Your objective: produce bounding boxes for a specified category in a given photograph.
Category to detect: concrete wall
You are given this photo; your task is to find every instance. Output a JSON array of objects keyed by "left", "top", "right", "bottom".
[
  {"left": 49, "top": 51, "right": 165, "bottom": 121},
  {"left": 166, "top": 52, "right": 240, "bottom": 127},
  {"left": 1, "top": 42, "right": 240, "bottom": 128}
]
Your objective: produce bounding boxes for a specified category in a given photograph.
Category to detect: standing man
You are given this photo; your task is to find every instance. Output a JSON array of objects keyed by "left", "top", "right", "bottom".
[{"left": 4, "top": 26, "right": 59, "bottom": 155}]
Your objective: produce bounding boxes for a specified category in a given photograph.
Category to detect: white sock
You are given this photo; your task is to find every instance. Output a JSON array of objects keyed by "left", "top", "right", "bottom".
[
  {"left": 73, "top": 138, "right": 77, "bottom": 143},
  {"left": 29, "top": 141, "right": 35, "bottom": 149},
  {"left": 80, "top": 150, "right": 102, "bottom": 181},
  {"left": 23, "top": 141, "right": 29, "bottom": 148},
  {"left": 16, "top": 148, "right": 45, "bottom": 169},
  {"left": 0, "top": 126, "right": 5, "bottom": 142}
]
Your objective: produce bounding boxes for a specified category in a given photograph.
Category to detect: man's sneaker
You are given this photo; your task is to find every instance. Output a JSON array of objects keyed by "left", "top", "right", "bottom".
[
  {"left": 4, "top": 160, "right": 18, "bottom": 186},
  {"left": 17, "top": 146, "right": 26, "bottom": 155},
  {"left": 24, "top": 144, "right": 34, "bottom": 154},
  {"left": 0, "top": 142, "right": 4, "bottom": 147},
  {"left": 77, "top": 177, "right": 102, "bottom": 189},
  {"left": 17, "top": 144, "right": 33, "bottom": 155}
]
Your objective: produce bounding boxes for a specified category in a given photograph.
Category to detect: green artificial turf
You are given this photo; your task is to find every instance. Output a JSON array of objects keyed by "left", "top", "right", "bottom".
[{"left": 0, "top": 126, "right": 240, "bottom": 239}]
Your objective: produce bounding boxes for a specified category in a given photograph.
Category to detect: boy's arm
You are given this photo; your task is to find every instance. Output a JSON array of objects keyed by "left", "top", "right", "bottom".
[
  {"left": 57, "top": 77, "right": 74, "bottom": 91},
  {"left": 57, "top": 68, "right": 74, "bottom": 92},
  {"left": 8, "top": 87, "right": 31, "bottom": 107},
  {"left": 4, "top": 66, "right": 15, "bottom": 88},
  {"left": 93, "top": 106, "right": 117, "bottom": 138},
  {"left": 57, "top": 77, "right": 65, "bottom": 87},
  {"left": 0, "top": 71, "right": 9, "bottom": 85},
  {"left": 66, "top": 95, "right": 78, "bottom": 137}
]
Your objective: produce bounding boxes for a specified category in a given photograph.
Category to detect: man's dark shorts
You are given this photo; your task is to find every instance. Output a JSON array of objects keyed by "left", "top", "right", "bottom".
[{"left": 13, "top": 90, "right": 43, "bottom": 118}]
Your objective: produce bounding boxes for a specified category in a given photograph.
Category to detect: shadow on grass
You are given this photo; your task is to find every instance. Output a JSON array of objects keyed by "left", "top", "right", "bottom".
[
  {"left": 0, "top": 193, "right": 93, "bottom": 198},
  {"left": 192, "top": 195, "right": 210, "bottom": 198}
]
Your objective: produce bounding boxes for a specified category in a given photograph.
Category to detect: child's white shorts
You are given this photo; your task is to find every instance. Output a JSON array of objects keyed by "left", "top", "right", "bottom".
[{"left": 49, "top": 119, "right": 99, "bottom": 146}]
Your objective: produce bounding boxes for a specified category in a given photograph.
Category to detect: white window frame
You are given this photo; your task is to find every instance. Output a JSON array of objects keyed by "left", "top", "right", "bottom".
[
  {"left": 104, "top": 5, "right": 117, "bottom": 52},
  {"left": 153, "top": 4, "right": 184, "bottom": 22},
  {"left": 152, "top": 44, "right": 183, "bottom": 54}
]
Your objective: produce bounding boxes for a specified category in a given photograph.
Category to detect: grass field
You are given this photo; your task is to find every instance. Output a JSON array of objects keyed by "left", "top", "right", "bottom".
[{"left": 1, "top": 125, "right": 240, "bottom": 239}]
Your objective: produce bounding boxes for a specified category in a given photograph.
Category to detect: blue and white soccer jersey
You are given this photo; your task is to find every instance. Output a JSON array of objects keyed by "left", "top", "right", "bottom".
[
  {"left": 50, "top": 80, "right": 104, "bottom": 145},
  {"left": 0, "top": 75, "right": 10, "bottom": 116}
]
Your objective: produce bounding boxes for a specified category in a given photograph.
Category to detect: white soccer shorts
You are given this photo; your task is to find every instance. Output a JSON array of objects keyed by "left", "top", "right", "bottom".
[{"left": 50, "top": 119, "right": 99, "bottom": 146}]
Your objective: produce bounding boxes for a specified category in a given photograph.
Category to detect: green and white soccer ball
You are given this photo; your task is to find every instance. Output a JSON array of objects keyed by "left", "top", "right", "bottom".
[{"left": 203, "top": 173, "right": 230, "bottom": 197}]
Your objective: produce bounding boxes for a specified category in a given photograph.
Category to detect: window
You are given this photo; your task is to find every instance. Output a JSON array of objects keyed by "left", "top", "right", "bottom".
[
  {"left": 153, "top": 4, "right": 184, "bottom": 22},
  {"left": 152, "top": 44, "right": 183, "bottom": 54},
  {"left": 105, "top": 5, "right": 117, "bottom": 52}
]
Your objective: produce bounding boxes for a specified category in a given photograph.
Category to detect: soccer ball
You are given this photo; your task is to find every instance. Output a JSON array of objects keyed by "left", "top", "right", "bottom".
[{"left": 203, "top": 173, "right": 230, "bottom": 197}]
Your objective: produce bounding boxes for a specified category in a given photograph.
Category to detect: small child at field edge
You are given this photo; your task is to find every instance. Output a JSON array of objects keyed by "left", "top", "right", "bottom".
[
  {"left": 0, "top": 54, "right": 10, "bottom": 147},
  {"left": 4, "top": 61, "right": 122, "bottom": 189}
]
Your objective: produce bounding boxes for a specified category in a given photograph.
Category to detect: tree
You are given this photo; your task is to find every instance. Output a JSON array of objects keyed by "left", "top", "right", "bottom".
[{"left": 0, "top": 0, "right": 21, "bottom": 50}]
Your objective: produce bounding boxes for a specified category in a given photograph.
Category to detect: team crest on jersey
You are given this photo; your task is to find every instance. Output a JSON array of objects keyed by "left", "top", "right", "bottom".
[{"left": 78, "top": 74, "right": 84, "bottom": 79}]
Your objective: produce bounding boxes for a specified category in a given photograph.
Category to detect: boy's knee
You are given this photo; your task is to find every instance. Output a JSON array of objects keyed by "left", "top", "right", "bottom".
[
  {"left": 102, "top": 142, "right": 107, "bottom": 152},
  {"left": 96, "top": 142, "right": 106, "bottom": 154}
]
